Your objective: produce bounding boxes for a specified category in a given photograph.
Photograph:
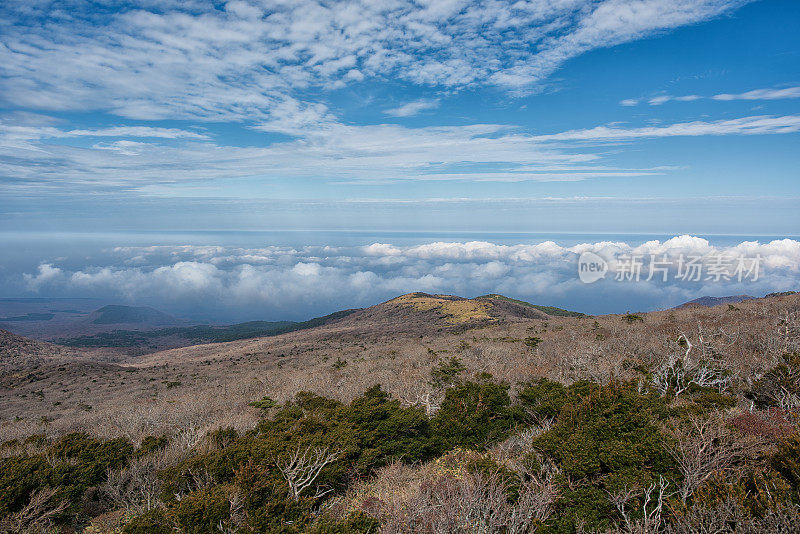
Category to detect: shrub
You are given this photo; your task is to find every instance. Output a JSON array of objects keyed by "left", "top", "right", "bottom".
[
  {"left": 533, "top": 384, "right": 676, "bottom": 531},
  {"left": 308, "top": 512, "right": 380, "bottom": 533},
  {"left": 429, "top": 356, "right": 465, "bottom": 389},
  {"left": 524, "top": 336, "right": 543, "bottom": 349},
  {"left": 160, "top": 386, "right": 436, "bottom": 529},
  {"left": 771, "top": 433, "right": 800, "bottom": 494},
  {"left": 172, "top": 486, "right": 231, "bottom": 534},
  {"left": 208, "top": 427, "right": 238, "bottom": 449},
  {"left": 691, "top": 470, "right": 795, "bottom": 519},
  {"left": 122, "top": 507, "right": 172, "bottom": 534},
  {"left": 135, "top": 435, "right": 169, "bottom": 458},
  {"left": 248, "top": 396, "right": 278, "bottom": 410},
  {"left": 518, "top": 378, "right": 599, "bottom": 422},
  {"left": 431, "top": 380, "right": 523, "bottom": 451},
  {"left": 747, "top": 353, "right": 800, "bottom": 409},
  {"left": 0, "top": 433, "right": 134, "bottom": 524}
]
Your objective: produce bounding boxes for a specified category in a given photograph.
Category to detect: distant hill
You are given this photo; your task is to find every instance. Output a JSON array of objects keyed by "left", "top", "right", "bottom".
[
  {"left": 56, "top": 293, "right": 580, "bottom": 349},
  {"left": 0, "top": 328, "right": 46, "bottom": 356},
  {"left": 59, "top": 309, "right": 358, "bottom": 349},
  {"left": 0, "top": 328, "right": 76, "bottom": 369},
  {"left": 0, "top": 312, "right": 55, "bottom": 322},
  {"left": 476, "top": 294, "right": 585, "bottom": 317},
  {"left": 765, "top": 291, "right": 797, "bottom": 298},
  {"left": 676, "top": 295, "right": 755, "bottom": 309},
  {"left": 326, "top": 293, "right": 570, "bottom": 337},
  {"left": 88, "top": 305, "right": 182, "bottom": 325}
]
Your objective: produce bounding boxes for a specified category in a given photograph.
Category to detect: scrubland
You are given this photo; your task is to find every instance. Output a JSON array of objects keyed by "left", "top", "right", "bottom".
[{"left": 1, "top": 292, "right": 799, "bottom": 533}]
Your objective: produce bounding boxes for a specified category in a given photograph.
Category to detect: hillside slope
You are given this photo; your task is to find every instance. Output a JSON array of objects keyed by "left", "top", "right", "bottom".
[
  {"left": 88, "top": 304, "right": 182, "bottom": 325},
  {"left": 2, "top": 291, "right": 798, "bottom": 444}
]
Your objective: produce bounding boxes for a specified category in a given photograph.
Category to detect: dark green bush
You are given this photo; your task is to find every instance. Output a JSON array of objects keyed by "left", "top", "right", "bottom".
[
  {"left": 691, "top": 470, "right": 796, "bottom": 519},
  {"left": 772, "top": 433, "right": 800, "bottom": 494},
  {"left": 208, "top": 427, "right": 238, "bottom": 449},
  {"left": 135, "top": 435, "right": 169, "bottom": 457},
  {"left": 518, "top": 378, "right": 599, "bottom": 422},
  {"left": 122, "top": 507, "right": 172, "bottom": 534},
  {"left": 431, "top": 380, "right": 523, "bottom": 451},
  {"left": 430, "top": 356, "right": 465, "bottom": 389},
  {"left": 232, "top": 459, "right": 313, "bottom": 533},
  {"left": 0, "top": 433, "right": 134, "bottom": 523},
  {"left": 533, "top": 383, "right": 676, "bottom": 531},
  {"left": 161, "top": 385, "right": 435, "bottom": 529},
  {"left": 747, "top": 353, "right": 800, "bottom": 408},
  {"left": 173, "top": 485, "right": 231, "bottom": 534},
  {"left": 249, "top": 396, "right": 278, "bottom": 410}
]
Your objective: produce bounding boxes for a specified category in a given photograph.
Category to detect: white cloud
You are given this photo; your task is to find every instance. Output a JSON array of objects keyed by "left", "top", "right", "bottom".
[
  {"left": 2, "top": 111, "right": 799, "bottom": 190},
  {"left": 647, "top": 94, "right": 700, "bottom": 105},
  {"left": 713, "top": 86, "right": 800, "bottom": 101},
  {"left": 0, "top": 1, "right": 774, "bottom": 192},
  {"left": 65, "top": 127, "right": 208, "bottom": 139},
  {"left": 23, "top": 263, "right": 63, "bottom": 290},
  {"left": 533, "top": 115, "right": 800, "bottom": 142},
  {"left": 385, "top": 99, "right": 439, "bottom": 117},
  {"left": 0, "top": 0, "right": 751, "bottom": 123},
  {"left": 621, "top": 86, "right": 800, "bottom": 106},
  {"left": 21, "top": 236, "right": 800, "bottom": 319}
]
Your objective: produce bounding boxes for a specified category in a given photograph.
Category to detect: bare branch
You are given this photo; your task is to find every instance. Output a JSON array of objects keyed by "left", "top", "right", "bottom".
[{"left": 275, "top": 446, "right": 341, "bottom": 501}]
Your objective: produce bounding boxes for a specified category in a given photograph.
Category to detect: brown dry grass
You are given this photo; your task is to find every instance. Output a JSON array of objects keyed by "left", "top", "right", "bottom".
[
  {"left": 391, "top": 293, "right": 493, "bottom": 324},
  {"left": 1, "top": 292, "right": 798, "bottom": 445}
]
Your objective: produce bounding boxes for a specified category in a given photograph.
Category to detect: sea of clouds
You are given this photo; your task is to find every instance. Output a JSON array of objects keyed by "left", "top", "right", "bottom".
[{"left": 16, "top": 235, "right": 800, "bottom": 322}]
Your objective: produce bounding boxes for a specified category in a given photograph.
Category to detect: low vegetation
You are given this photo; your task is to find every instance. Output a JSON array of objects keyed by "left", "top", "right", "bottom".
[
  {"left": 3, "top": 360, "right": 799, "bottom": 532},
  {"left": 476, "top": 295, "right": 586, "bottom": 317},
  {"left": 2, "top": 292, "right": 799, "bottom": 532}
]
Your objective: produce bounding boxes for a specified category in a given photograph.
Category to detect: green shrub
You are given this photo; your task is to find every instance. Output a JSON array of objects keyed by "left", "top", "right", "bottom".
[
  {"left": 232, "top": 459, "right": 313, "bottom": 533},
  {"left": 747, "top": 353, "right": 800, "bottom": 408},
  {"left": 135, "top": 435, "right": 169, "bottom": 457},
  {"left": 431, "top": 380, "right": 523, "bottom": 451},
  {"left": 161, "top": 385, "right": 436, "bottom": 529},
  {"left": 249, "top": 396, "right": 278, "bottom": 410},
  {"left": 518, "top": 378, "right": 599, "bottom": 422},
  {"left": 771, "top": 433, "right": 800, "bottom": 494},
  {"left": 430, "top": 356, "right": 465, "bottom": 389},
  {"left": 173, "top": 486, "right": 231, "bottom": 534},
  {"left": 685, "top": 387, "right": 738, "bottom": 412},
  {"left": 122, "top": 507, "right": 172, "bottom": 534},
  {"left": 533, "top": 384, "right": 676, "bottom": 531},
  {"left": 208, "top": 427, "right": 238, "bottom": 449},
  {"left": 524, "top": 336, "right": 543, "bottom": 349},
  {"left": 0, "top": 433, "right": 134, "bottom": 524},
  {"left": 623, "top": 313, "right": 644, "bottom": 323},
  {"left": 691, "top": 470, "right": 795, "bottom": 519}
]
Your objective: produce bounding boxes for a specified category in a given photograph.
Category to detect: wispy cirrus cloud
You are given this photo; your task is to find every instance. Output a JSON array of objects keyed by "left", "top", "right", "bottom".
[
  {"left": 2, "top": 113, "right": 799, "bottom": 190},
  {"left": 384, "top": 99, "right": 439, "bottom": 117},
  {"left": 532, "top": 115, "right": 800, "bottom": 142},
  {"left": 0, "top": 0, "right": 751, "bottom": 124},
  {"left": 622, "top": 85, "right": 800, "bottom": 106},
  {"left": 713, "top": 86, "right": 800, "bottom": 101}
]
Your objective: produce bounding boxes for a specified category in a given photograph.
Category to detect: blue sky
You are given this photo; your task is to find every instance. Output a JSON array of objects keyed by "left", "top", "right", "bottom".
[
  {"left": 1, "top": 0, "right": 799, "bottom": 234},
  {"left": 1, "top": 0, "right": 800, "bottom": 319}
]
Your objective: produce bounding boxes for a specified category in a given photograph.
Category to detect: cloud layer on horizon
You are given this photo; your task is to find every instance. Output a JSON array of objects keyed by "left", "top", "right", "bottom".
[{"left": 20, "top": 236, "right": 800, "bottom": 321}]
